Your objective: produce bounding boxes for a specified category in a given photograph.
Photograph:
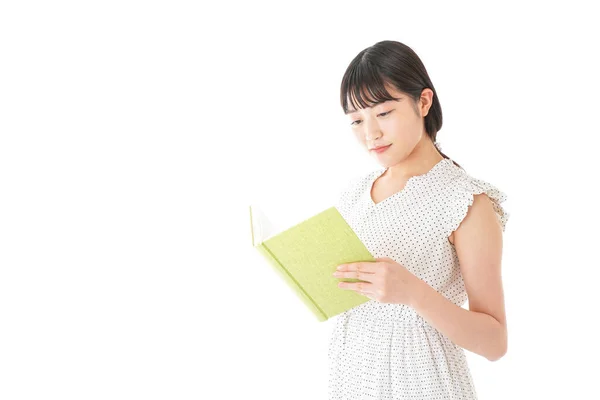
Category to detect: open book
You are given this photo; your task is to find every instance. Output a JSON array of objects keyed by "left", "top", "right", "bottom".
[{"left": 249, "top": 204, "right": 375, "bottom": 322}]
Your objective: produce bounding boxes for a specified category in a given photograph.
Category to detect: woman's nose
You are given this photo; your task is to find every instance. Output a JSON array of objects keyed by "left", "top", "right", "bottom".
[
  {"left": 366, "top": 128, "right": 382, "bottom": 141},
  {"left": 363, "top": 119, "right": 381, "bottom": 141}
]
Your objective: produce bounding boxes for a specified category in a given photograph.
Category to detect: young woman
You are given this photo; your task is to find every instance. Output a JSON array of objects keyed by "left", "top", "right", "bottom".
[{"left": 329, "top": 40, "right": 510, "bottom": 399}]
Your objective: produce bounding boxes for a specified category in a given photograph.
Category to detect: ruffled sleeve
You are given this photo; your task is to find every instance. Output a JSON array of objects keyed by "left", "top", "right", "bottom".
[{"left": 444, "top": 175, "right": 510, "bottom": 237}]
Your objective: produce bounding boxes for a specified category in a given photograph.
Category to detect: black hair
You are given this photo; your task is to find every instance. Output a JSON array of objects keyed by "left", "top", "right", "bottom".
[{"left": 340, "top": 40, "right": 461, "bottom": 169}]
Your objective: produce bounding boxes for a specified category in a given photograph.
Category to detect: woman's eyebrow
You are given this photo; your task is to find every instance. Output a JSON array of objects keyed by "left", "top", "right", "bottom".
[{"left": 345, "top": 101, "right": 387, "bottom": 115}]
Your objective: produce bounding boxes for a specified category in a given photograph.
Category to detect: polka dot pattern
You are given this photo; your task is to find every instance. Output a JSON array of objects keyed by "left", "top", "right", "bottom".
[{"left": 328, "top": 157, "right": 509, "bottom": 399}]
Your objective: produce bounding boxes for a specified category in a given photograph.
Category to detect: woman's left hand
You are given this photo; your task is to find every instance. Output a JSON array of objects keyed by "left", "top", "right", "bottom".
[{"left": 333, "top": 257, "right": 425, "bottom": 305}]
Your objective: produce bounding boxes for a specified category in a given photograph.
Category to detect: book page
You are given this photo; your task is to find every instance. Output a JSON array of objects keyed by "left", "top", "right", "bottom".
[{"left": 250, "top": 204, "right": 278, "bottom": 245}]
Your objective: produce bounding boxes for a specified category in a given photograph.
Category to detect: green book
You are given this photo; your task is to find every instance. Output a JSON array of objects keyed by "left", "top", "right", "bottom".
[{"left": 249, "top": 204, "right": 375, "bottom": 322}]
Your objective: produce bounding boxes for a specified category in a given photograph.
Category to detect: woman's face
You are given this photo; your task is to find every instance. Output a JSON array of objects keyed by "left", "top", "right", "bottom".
[{"left": 346, "top": 84, "right": 433, "bottom": 165}]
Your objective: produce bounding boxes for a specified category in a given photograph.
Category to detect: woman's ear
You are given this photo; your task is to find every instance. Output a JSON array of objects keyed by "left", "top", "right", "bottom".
[{"left": 419, "top": 88, "right": 434, "bottom": 117}]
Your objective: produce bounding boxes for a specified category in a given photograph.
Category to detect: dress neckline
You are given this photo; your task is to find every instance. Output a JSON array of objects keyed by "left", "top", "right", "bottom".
[{"left": 368, "top": 157, "right": 453, "bottom": 207}]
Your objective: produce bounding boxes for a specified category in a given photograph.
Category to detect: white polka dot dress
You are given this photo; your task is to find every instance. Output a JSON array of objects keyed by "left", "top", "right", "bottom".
[{"left": 328, "top": 157, "right": 509, "bottom": 400}]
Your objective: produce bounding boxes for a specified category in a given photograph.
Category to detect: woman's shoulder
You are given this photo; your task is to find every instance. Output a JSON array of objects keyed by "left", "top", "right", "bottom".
[{"left": 442, "top": 162, "right": 510, "bottom": 234}]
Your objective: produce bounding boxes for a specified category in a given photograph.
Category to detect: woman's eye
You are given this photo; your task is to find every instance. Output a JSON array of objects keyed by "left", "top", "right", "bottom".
[{"left": 350, "top": 111, "right": 392, "bottom": 126}]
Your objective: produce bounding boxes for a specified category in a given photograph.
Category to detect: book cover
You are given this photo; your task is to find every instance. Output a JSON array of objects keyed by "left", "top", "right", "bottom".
[{"left": 249, "top": 204, "right": 375, "bottom": 322}]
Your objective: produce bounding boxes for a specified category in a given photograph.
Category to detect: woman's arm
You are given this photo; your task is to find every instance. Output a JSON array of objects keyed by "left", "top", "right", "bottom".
[{"left": 409, "top": 193, "right": 507, "bottom": 361}]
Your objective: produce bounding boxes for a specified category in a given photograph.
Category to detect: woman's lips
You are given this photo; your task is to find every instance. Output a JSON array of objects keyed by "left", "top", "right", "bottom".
[{"left": 371, "top": 144, "right": 391, "bottom": 153}]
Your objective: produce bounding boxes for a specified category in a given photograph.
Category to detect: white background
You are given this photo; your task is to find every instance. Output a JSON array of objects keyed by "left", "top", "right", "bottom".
[{"left": 1, "top": 1, "right": 599, "bottom": 399}]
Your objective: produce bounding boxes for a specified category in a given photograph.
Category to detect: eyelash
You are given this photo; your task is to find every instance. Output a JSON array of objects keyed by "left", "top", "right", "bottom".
[{"left": 351, "top": 110, "right": 392, "bottom": 126}]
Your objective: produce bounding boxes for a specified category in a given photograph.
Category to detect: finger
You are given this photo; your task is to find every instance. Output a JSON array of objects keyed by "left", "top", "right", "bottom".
[
  {"left": 366, "top": 287, "right": 384, "bottom": 301},
  {"left": 343, "top": 282, "right": 379, "bottom": 301},
  {"left": 366, "top": 293, "right": 378, "bottom": 301},
  {"left": 338, "top": 281, "right": 374, "bottom": 293},
  {"left": 333, "top": 270, "right": 374, "bottom": 281},
  {"left": 337, "top": 261, "right": 378, "bottom": 273}
]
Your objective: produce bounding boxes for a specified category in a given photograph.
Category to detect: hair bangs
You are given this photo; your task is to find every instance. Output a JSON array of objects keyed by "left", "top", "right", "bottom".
[{"left": 341, "top": 62, "right": 401, "bottom": 114}]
